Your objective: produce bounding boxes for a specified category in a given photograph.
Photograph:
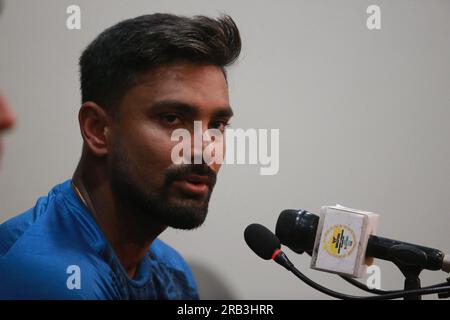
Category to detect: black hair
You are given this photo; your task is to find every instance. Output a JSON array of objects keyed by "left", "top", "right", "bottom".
[{"left": 79, "top": 13, "right": 241, "bottom": 114}]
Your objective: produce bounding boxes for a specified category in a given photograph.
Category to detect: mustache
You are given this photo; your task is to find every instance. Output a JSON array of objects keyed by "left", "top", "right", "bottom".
[{"left": 165, "top": 164, "right": 217, "bottom": 188}]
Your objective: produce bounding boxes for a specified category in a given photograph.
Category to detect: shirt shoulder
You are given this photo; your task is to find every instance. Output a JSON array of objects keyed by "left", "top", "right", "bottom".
[
  {"left": 0, "top": 186, "right": 58, "bottom": 256},
  {"left": 0, "top": 246, "right": 118, "bottom": 300},
  {"left": 0, "top": 180, "right": 118, "bottom": 299}
]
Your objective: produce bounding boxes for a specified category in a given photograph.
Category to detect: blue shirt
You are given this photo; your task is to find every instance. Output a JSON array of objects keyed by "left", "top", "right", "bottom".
[{"left": 0, "top": 180, "right": 199, "bottom": 300}]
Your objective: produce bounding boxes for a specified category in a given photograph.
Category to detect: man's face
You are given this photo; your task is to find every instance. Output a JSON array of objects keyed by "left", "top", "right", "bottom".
[
  {"left": 108, "top": 61, "right": 232, "bottom": 230},
  {"left": 0, "top": 93, "right": 15, "bottom": 163}
]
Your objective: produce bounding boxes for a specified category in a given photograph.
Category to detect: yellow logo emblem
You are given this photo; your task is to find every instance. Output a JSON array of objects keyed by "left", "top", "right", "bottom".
[{"left": 322, "top": 225, "right": 356, "bottom": 258}]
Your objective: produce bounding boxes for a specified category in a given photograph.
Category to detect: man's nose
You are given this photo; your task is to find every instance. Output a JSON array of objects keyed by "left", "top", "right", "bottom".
[
  {"left": 190, "top": 121, "right": 209, "bottom": 165},
  {"left": 0, "top": 94, "right": 15, "bottom": 131}
]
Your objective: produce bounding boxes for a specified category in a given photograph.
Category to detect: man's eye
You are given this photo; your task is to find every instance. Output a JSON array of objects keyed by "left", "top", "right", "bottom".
[
  {"left": 211, "top": 121, "right": 231, "bottom": 131},
  {"left": 160, "top": 114, "right": 182, "bottom": 125}
]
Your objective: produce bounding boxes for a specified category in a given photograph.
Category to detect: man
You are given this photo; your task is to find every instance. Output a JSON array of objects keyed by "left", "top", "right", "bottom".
[
  {"left": 0, "top": 13, "right": 241, "bottom": 299},
  {"left": 0, "top": 1, "right": 16, "bottom": 164},
  {"left": 0, "top": 94, "right": 14, "bottom": 163}
]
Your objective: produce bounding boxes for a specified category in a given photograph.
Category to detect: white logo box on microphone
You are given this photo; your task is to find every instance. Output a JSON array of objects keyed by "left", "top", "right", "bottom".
[{"left": 310, "top": 205, "right": 379, "bottom": 278}]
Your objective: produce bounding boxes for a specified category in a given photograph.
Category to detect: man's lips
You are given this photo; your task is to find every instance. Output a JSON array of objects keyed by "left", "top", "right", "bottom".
[{"left": 172, "top": 174, "right": 213, "bottom": 196}]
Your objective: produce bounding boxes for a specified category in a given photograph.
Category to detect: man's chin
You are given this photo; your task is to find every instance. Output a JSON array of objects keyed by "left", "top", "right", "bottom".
[
  {"left": 167, "top": 194, "right": 209, "bottom": 207},
  {"left": 141, "top": 194, "right": 210, "bottom": 230},
  {"left": 162, "top": 210, "right": 208, "bottom": 230}
]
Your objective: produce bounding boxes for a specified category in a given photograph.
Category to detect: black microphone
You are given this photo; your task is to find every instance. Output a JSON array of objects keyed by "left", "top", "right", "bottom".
[
  {"left": 244, "top": 224, "right": 293, "bottom": 270},
  {"left": 275, "top": 209, "right": 450, "bottom": 273}
]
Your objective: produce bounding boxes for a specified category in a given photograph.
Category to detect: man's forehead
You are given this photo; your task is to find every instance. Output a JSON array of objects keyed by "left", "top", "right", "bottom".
[
  {"left": 131, "top": 62, "right": 229, "bottom": 105},
  {"left": 137, "top": 61, "right": 227, "bottom": 88},
  {"left": 120, "top": 62, "right": 231, "bottom": 116}
]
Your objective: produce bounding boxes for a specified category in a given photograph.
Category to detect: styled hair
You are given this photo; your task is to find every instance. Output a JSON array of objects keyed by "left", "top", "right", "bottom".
[{"left": 79, "top": 13, "right": 241, "bottom": 113}]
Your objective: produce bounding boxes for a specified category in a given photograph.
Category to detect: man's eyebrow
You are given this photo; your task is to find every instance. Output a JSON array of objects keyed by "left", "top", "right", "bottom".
[
  {"left": 213, "top": 107, "right": 234, "bottom": 118},
  {"left": 149, "top": 100, "right": 198, "bottom": 116},
  {"left": 149, "top": 99, "right": 234, "bottom": 118}
]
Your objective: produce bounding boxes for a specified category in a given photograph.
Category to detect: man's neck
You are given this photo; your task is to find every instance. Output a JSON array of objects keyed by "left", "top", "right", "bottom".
[{"left": 72, "top": 158, "right": 167, "bottom": 278}]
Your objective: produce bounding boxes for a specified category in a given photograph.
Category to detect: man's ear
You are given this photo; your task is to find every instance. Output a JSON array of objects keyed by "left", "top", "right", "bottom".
[{"left": 78, "top": 102, "right": 112, "bottom": 157}]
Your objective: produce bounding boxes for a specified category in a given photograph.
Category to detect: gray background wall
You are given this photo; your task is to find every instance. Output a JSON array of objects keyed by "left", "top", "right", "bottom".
[{"left": 0, "top": 0, "right": 449, "bottom": 299}]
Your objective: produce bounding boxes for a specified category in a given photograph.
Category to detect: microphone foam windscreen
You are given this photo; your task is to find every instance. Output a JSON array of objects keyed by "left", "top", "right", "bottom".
[{"left": 244, "top": 224, "right": 280, "bottom": 260}]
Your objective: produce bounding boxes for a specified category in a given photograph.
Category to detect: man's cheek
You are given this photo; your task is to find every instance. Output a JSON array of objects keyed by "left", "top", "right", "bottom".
[{"left": 150, "top": 140, "right": 180, "bottom": 166}]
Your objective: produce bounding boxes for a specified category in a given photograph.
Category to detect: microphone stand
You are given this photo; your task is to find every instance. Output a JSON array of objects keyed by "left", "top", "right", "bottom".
[
  {"left": 390, "top": 245, "right": 425, "bottom": 300},
  {"left": 366, "top": 236, "right": 447, "bottom": 300}
]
